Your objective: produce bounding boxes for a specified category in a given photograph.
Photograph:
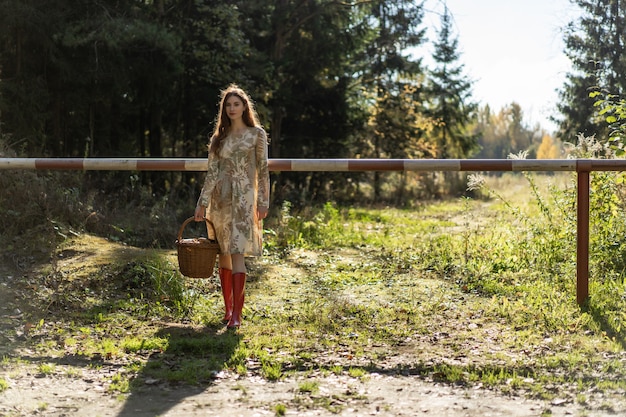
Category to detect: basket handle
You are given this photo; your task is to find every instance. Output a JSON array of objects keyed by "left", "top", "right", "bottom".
[{"left": 177, "top": 217, "right": 217, "bottom": 241}]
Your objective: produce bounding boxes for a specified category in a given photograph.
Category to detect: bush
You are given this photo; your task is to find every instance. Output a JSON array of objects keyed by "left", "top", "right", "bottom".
[
  {"left": 0, "top": 137, "right": 90, "bottom": 263},
  {"left": 0, "top": 135, "right": 200, "bottom": 264}
]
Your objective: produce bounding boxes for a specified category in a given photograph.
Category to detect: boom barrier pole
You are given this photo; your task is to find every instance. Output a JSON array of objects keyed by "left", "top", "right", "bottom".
[
  {"left": 576, "top": 161, "right": 592, "bottom": 305},
  {"left": 2, "top": 157, "right": 626, "bottom": 306},
  {"left": 1, "top": 158, "right": 626, "bottom": 172},
  {"left": 0, "top": 158, "right": 582, "bottom": 172}
]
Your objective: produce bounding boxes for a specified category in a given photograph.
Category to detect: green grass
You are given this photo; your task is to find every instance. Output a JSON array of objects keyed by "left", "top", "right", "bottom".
[
  {"left": 3, "top": 169, "right": 626, "bottom": 414},
  {"left": 298, "top": 380, "right": 319, "bottom": 393},
  {"left": 274, "top": 403, "right": 287, "bottom": 416},
  {"left": 38, "top": 363, "right": 55, "bottom": 375}
]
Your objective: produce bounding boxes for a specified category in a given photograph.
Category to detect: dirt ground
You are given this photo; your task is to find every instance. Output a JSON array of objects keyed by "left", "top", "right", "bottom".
[
  {"left": 0, "top": 250, "right": 623, "bottom": 417},
  {"left": 0, "top": 365, "right": 601, "bottom": 417},
  {"left": 0, "top": 294, "right": 618, "bottom": 417}
]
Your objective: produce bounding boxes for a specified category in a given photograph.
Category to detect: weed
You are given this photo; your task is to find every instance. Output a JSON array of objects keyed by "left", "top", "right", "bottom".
[
  {"left": 347, "top": 367, "right": 367, "bottom": 380},
  {"left": 99, "top": 338, "right": 121, "bottom": 359},
  {"left": 108, "top": 373, "right": 130, "bottom": 393},
  {"left": 433, "top": 364, "right": 465, "bottom": 384},
  {"left": 262, "top": 360, "right": 283, "bottom": 381},
  {"left": 121, "top": 337, "right": 168, "bottom": 353},
  {"left": 117, "top": 257, "right": 196, "bottom": 317},
  {"left": 64, "top": 337, "right": 78, "bottom": 348},
  {"left": 298, "top": 380, "right": 319, "bottom": 394},
  {"left": 480, "top": 367, "right": 509, "bottom": 387},
  {"left": 274, "top": 403, "right": 287, "bottom": 416},
  {"left": 0, "top": 378, "right": 9, "bottom": 392},
  {"left": 38, "top": 363, "right": 55, "bottom": 375},
  {"left": 5, "top": 150, "right": 626, "bottom": 414},
  {"left": 330, "top": 365, "right": 343, "bottom": 375},
  {"left": 64, "top": 368, "right": 82, "bottom": 378},
  {"left": 232, "top": 384, "right": 247, "bottom": 394}
]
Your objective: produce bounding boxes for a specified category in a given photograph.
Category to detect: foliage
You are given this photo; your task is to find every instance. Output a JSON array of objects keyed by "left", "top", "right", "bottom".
[
  {"left": 266, "top": 201, "right": 350, "bottom": 250},
  {"left": 589, "top": 89, "right": 626, "bottom": 154},
  {"left": 359, "top": 84, "right": 436, "bottom": 200},
  {"left": 265, "top": 138, "right": 626, "bottom": 347},
  {"left": 473, "top": 103, "right": 544, "bottom": 159},
  {"left": 556, "top": 0, "right": 626, "bottom": 141},
  {"left": 469, "top": 135, "right": 626, "bottom": 295},
  {"left": 0, "top": 378, "right": 9, "bottom": 392},
  {"left": 0, "top": 136, "right": 91, "bottom": 262},
  {"left": 117, "top": 256, "right": 198, "bottom": 317},
  {"left": 0, "top": 0, "right": 489, "bottom": 203},
  {"left": 564, "top": 135, "right": 626, "bottom": 279},
  {"left": 536, "top": 134, "right": 561, "bottom": 159}
]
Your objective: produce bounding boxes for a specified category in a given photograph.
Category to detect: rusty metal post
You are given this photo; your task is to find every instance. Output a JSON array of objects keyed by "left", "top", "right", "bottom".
[{"left": 576, "top": 161, "right": 591, "bottom": 305}]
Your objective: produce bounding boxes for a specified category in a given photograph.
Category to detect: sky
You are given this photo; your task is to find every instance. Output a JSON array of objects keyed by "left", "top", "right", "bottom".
[{"left": 420, "top": 0, "right": 581, "bottom": 133}]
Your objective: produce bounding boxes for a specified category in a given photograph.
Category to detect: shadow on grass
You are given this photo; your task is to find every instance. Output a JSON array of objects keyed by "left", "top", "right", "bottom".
[
  {"left": 113, "top": 254, "right": 271, "bottom": 416},
  {"left": 115, "top": 323, "right": 242, "bottom": 417},
  {"left": 0, "top": 322, "right": 241, "bottom": 417},
  {"left": 582, "top": 301, "right": 626, "bottom": 350},
  {"left": 0, "top": 238, "right": 248, "bottom": 417}
]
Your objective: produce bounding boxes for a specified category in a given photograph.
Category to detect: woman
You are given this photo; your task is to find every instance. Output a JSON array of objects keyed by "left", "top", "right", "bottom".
[{"left": 194, "top": 84, "right": 270, "bottom": 329}]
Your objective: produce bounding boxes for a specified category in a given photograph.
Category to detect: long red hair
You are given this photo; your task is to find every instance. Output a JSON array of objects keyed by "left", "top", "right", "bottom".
[{"left": 209, "top": 84, "right": 260, "bottom": 155}]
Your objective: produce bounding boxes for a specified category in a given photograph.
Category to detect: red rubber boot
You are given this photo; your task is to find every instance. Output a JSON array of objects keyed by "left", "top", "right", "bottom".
[
  {"left": 227, "top": 273, "right": 246, "bottom": 329},
  {"left": 219, "top": 268, "right": 233, "bottom": 323}
]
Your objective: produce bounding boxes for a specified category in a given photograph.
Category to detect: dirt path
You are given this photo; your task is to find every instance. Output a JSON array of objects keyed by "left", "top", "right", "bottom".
[
  {"left": 0, "top": 268, "right": 617, "bottom": 417},
  {"left": 0, "top": 368, "right": 591, "bottom": 417}
]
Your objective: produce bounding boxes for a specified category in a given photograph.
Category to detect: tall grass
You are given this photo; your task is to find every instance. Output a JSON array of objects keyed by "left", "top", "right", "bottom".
[{"left": 265, "top": 135, "right": 626, "bottom": 343}]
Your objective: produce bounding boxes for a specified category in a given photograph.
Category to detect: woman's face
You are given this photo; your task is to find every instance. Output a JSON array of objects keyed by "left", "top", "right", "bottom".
[{"left": 224, "top": 95, "right": 245, "bottom": 123}]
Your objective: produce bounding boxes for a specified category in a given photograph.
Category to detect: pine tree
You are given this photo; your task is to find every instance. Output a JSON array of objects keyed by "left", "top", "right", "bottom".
[
  {"left": 354, "top": 0, "right": 428, "bottom": 200},
  {"left": 427, "top": 5, "right": 478, "bottom": 159},
  {"left": 556, "top": 0, "right": 626, "bottom": 143}
]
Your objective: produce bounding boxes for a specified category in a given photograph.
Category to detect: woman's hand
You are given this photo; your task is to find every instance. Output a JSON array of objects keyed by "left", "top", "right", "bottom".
[
  {"left": 257, "top": 207, "right": 268, "bottom": 220},
  {"left": 194, "top": 205, "right": 206, "bottom": 222}
]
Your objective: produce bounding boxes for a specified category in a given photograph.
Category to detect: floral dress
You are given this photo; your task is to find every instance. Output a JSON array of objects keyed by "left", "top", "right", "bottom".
[{"left": 197, "top": 126, "right": 270, "bottom": 256}]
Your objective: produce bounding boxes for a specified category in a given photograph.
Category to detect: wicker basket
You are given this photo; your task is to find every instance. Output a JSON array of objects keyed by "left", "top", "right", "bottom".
[{"left": 176, "top": 217, "right": 220, "bottom": 278}]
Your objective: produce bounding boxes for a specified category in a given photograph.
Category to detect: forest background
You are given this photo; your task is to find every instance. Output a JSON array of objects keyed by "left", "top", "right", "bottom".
[
  {"left": 0, "top": 0, "right": 625, "bottom": 246},
  {"left": 5, "top": 3, "right": 626, "bottom": 414}
]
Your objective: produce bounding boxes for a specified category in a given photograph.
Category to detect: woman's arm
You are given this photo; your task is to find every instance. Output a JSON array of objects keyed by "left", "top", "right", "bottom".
[
  {"left": 195, "top": 143, "right": 220, "bottom": 220},
  {"left": 256, "top": 128, "right": 270, "bottom": 217}
]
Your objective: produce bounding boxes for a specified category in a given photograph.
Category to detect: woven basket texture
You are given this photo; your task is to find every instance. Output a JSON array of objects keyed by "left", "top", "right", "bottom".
[{"left": 176, "top": 217, "right": 220, "bottom": 278}]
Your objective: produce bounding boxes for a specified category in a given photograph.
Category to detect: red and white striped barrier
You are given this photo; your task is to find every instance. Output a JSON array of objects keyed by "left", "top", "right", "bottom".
[
  {"left": 2, "top": 156, "right": 623, "bottom": 305},
  {"left": 1, "top": 157, "right": 625, "bottom": 172}
]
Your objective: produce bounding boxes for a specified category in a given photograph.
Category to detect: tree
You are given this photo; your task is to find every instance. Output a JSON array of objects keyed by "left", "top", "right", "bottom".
[
  {"left": 0, "top": 0, "right": 70, "bottom": 154},
  {"left": 556, "top": 0, "right": 626, "bottom": 142},
  {"left": 350, "top": 0, "right": 428, "bottom": 200},
  {"left": 536, "top": 134, "right": 560, "bottom": 159},
  {"left": 0, "top": 0, "right": 451, "bottom": 203},
  {"left": 427, "top": 5, "right": 478, "bottom": 159},
  {"left": 232, "top": 0, "right": 362, "bottom": 203},
  {"left": 236, "top": 0, "right": 356, "bottom": 158},
  {"left": 363, "top": 83, "right": 436, "bottom": 200},
  {"left": 154, "top": 1, "right": 252, "bottom": 158},
  {"left": 474, "top": 103, "right": 542, "bottom": 159},
  {"left": 235, "top": 0, "right": 429, "bottom": 203}
]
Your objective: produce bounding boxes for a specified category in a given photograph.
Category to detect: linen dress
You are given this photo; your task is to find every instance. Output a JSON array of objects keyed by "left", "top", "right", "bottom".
[{"left": 197, "top": 126, "right": 270, "bottom": 256}]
